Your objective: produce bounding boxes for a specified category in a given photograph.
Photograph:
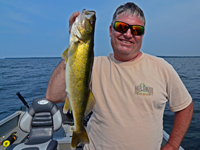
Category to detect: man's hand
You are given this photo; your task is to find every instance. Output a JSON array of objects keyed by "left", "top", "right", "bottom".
[
  {"left": 161, "top": 102, "right": 193, "bottom": 150},
  {"left": 161, "top": 143, "right": 178, "bottom": 150},
  {"left": 69, "top": 11, "right": 80, "bottom": 33}
]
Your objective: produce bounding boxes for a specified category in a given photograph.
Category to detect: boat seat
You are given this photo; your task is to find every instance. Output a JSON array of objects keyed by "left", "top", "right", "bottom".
[{"left": 6, "top": 98, "right": 62, "bottom": 150}]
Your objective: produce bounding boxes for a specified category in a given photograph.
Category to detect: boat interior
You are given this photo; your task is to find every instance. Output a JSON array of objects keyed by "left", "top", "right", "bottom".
[{"left": 0, "top": 97, "right": 183, "bottom": 150}]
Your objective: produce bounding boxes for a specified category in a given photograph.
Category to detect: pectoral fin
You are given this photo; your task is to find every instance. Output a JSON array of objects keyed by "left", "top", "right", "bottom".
[
  {"left": 84, "top": 91, "right": 95, "bottom": 116},
  {"left": 63, "top": 96, "right": 72, "bottom": 114},
  {"left": 62, "top": 47, "right": 69, "bottom": 63},
  {"left": 67, "top": 40, "right": 79, "bottom": 57},
  {"left": 62, "top": 39, "right": 79, "bottom": 63}
]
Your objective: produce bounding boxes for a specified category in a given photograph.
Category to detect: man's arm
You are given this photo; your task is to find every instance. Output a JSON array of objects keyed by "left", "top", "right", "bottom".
[
  {"left": 46, "top": 59, "right": 67, "bottom": 103},
  {"left": 161, "top": 102, "right": 193, "bottom": 150},
  {"left": 46, "top": 12, "right": 80, "bottom": 103}
]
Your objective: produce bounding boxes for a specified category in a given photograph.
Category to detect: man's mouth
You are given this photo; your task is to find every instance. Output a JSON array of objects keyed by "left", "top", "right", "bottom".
[{"left": 120, "top": 39, "right": 133, "bottom": 44}]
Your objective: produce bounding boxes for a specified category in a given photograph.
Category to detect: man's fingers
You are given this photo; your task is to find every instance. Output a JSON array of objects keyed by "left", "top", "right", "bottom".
[{"left": 69, "top": 11, "right": 80, "bottom": 33}]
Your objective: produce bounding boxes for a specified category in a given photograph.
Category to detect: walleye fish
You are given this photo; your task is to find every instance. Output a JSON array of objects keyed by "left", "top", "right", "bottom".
[{"left": 62, "top": 9, "right": 96, "bottom": 149}]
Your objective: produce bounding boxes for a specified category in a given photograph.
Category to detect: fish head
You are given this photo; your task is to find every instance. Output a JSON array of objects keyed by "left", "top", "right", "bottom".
[{"left": 72, "top": 9, "right": 96, "bottom": 41}]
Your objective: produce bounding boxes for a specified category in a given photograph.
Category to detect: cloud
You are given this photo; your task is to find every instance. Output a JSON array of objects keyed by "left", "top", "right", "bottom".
[
  {"left": 4, "top": 10, "right": 33, "bottom": 24},
  {"left": 0, "top": 1, "right": 43, "bottom": 35},
  {"left": 0, "top": 0, "right": 41, "bottom": 15}
]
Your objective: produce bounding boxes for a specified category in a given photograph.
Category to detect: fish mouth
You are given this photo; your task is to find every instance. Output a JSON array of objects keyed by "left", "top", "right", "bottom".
[{"left": 82, "top": 9, "right": 95, "bottom": 19}]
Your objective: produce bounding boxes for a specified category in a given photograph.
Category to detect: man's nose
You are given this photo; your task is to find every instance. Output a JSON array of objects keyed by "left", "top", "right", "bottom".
[{"left": 124, "top": 28, "right": 132, "bottom": 37}]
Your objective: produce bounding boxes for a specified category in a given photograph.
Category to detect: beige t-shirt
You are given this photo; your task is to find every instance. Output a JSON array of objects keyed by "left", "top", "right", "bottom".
[{"left": 84, "top": 53, "right": 192, "bottom": 150}]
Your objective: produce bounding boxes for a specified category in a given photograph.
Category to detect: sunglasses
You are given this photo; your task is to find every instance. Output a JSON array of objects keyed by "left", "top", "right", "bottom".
[{"left": 113, "top": 21, "right": 144, "bottom": 36}]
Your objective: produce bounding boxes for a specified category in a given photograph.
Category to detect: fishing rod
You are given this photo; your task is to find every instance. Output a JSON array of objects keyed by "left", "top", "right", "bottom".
[{"left": 16, "top": 92, "right": 29, "bottom": 108}]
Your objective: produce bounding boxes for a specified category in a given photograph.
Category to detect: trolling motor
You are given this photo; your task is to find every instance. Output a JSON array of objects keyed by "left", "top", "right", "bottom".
[{"left": 16, "top": 92, "right": 29, "bottom": 108}]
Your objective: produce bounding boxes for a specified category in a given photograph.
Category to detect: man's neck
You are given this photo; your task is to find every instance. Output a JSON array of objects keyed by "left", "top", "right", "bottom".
[{"left": 114, "top": 52, "right": 142, "bottom": 62}]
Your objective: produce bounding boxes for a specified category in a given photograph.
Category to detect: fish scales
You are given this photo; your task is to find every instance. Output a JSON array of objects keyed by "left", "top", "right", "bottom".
[
  {"left": 62, "top": 9, "right": 96, "bottom": 149},
  {"left": 68, "top": 45, "right": 92, "bottom": 131}
]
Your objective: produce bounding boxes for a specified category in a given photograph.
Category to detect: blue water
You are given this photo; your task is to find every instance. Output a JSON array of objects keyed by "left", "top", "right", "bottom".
[{"left": 0, "top": 57, "right": 200, "bottom": 149}]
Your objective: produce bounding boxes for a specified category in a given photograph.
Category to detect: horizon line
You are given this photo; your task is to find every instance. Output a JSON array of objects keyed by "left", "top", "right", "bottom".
[
  {"left": 2, "top": 55, "right": 200, "bottom": 59},
  {"left": 2, "top": 57, "right": 62, "bottom": 59}
]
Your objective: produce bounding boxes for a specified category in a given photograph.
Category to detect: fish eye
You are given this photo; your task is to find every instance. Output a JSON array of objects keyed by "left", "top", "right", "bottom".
[{"left": 90, "top": 20, "right": 94, "bottom": 24}]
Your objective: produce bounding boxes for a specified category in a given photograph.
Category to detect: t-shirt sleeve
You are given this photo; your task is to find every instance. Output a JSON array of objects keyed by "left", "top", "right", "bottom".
[{"left": 166, "top": 66, "right": 192, "bottom": 112}]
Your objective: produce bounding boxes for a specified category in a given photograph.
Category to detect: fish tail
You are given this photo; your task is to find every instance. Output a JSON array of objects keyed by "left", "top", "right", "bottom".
[{"left": 71, "top": 129, "right": 89, "bottom": 149}]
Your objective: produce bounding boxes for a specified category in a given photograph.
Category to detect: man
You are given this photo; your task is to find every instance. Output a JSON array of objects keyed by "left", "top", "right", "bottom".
[{"left": 46, "top": 2, "right": 193, "bottom": 150}]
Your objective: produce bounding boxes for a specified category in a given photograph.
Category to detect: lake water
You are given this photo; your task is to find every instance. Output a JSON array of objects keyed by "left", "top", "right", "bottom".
[{"left": 0, "top": 57, "right": 199, "bottom": 149}]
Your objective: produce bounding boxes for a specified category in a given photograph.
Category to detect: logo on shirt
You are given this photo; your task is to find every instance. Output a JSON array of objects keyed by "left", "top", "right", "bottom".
[{"left": 135, "top": 83, "right": 153, "bottom": 96}]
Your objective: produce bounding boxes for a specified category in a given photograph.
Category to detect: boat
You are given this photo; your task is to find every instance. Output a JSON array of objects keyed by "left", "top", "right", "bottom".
[{"left": 0, "top": 94, "right": 184, "bottom": 150}]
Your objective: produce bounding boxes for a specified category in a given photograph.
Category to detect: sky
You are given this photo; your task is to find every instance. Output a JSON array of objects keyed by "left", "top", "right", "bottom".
[{"left": 0, "top": 0, "right": 200, "bottom": 58}]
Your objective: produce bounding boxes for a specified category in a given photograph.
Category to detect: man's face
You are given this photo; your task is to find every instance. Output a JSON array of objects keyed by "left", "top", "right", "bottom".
[{"left": 109, "top": 12, "right": 145, "bottom": 62}]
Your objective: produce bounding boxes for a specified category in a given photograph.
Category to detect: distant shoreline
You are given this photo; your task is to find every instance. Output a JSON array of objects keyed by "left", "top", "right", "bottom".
[
  {"left": 3, "top": 57, "right": 62, "bottom": 59},
  {"left": 2, "top": 56, "right": 200, "bottom": 59},
  {"left": 157, "top": 56, "right": 200, "bottom": 58}
]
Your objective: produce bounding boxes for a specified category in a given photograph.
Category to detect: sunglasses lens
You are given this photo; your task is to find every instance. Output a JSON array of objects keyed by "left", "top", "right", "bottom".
[
  {"left": 114, "top": 22, "right": 129, "bottom": 33},
  {"left": 114, "top": 22, "right": 144, "bottom": 35},
  {"left": 131, "top": 26, "right": 144, "bottom": 35}
]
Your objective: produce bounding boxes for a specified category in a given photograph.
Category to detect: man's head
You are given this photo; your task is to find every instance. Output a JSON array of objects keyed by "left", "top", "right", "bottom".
[
  {"left": 109, "top": 2, "right": 146, "bottom": 62},
  {"left": 112, "top": 2, "right": 146, "bottom": 27}
]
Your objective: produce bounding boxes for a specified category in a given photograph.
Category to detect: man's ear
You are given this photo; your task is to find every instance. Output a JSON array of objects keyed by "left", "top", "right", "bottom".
[{"left": 109, "top": 25, "right": 112, "bottom": 37}]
